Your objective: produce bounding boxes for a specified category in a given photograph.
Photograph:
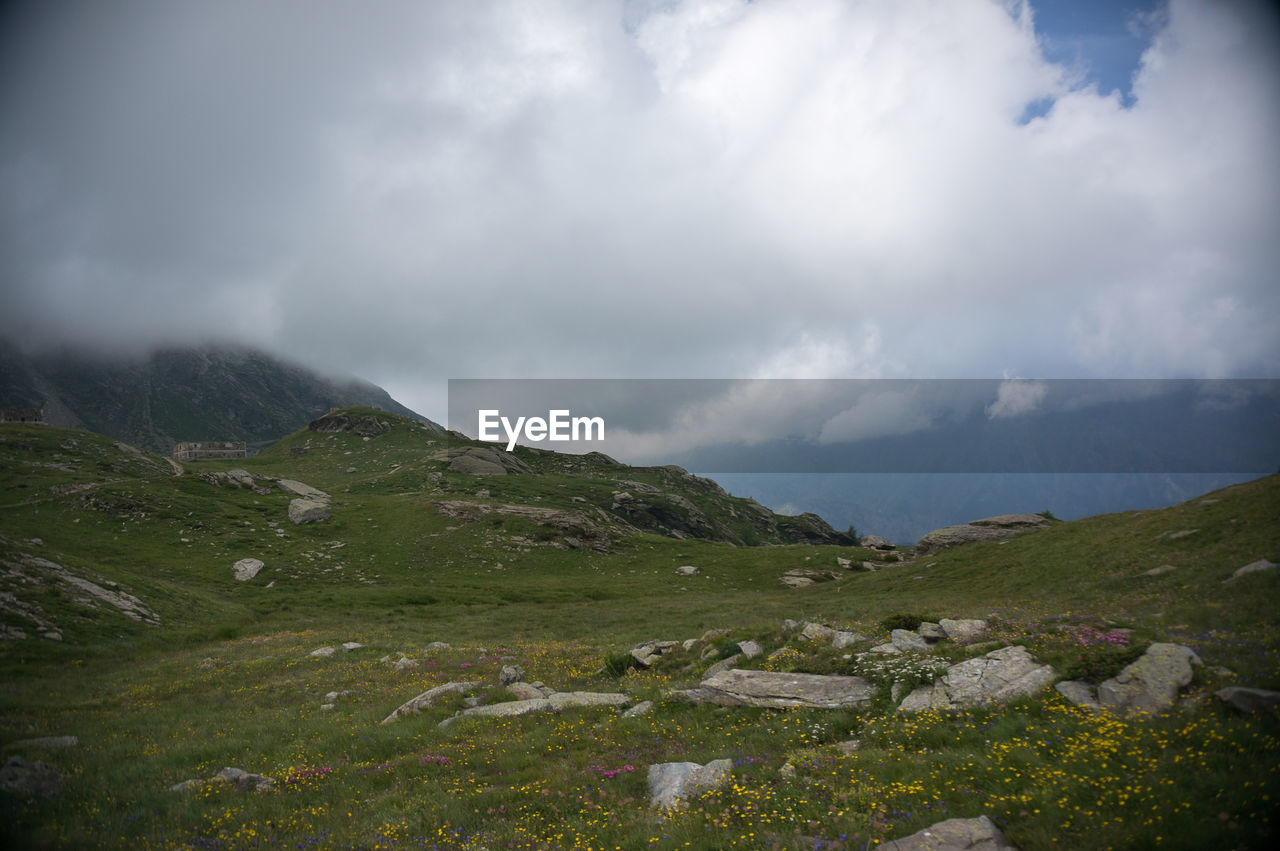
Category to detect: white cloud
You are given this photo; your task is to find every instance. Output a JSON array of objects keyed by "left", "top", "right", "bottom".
[{"left": 986, "top": 379, "right": 1048, "bottom": 419}]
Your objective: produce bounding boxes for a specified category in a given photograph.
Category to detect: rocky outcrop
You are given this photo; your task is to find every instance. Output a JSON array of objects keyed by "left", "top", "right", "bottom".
[
  {"left": 0, "top": 755, "right": 62, "bottom": 798},
  {"left": 681, "top": 669, "right": 878, "bottom": 709},
  {"left": 898, "top": 646, "right": 1055, "bottom": 711},
  {"left": 439, "top": 691, "right": 629, "bottom": 728},
  {"left": 1095, "top": 643, "right": 1200, "bottom": 715},
  {"left": 170, "top": 766, "right": 274, "bottom": 793},
  {"left": 630, "top": 639, "right": 679, "bottom": 668},
  {"left": 648, "top": 759, "right": 733, "bottom": 809},
  {"left": 381, "top": 681, "right": 481, "bottom": 724},
  {"left": 1216, "top": 686, "right": 1280, "bottom": 715},
  {"left": 432, "top": 501, "right": 612, "bottom": 551},
  {"left": 859, "top": 535, "right": 895, "bottom": 550},
  {"left": 880, "top": 815, "right": 1018, "bottom": 850},
  {"left": 440, "top": 446, "right": 532, "bottom": 476},
  {"left": 277, "top": 479, "right": 330, "bottom": 502},
  {"left": 917, "top": 515, "right": 1051, "bottom": 554},
  {"left": 939, "top": 618, "right": 989, "bottom": 644},
  {"left": 780, "top": 568, "right": 840, "bottom": 588}
]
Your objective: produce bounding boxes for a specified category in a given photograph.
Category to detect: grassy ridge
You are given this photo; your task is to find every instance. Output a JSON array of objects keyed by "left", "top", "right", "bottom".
[{"left": 1, "top": 414, "right": 1278, "bottom": 848}]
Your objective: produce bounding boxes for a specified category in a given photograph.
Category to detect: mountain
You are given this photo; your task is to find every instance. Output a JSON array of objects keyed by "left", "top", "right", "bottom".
[{"left": 0, "top": 339, "right": 439, "bottom": 454}]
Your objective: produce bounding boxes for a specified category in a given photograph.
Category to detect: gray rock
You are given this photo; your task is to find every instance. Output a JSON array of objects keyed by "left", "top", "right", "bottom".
[
  {"left": 879, "top": 814, "right": 1018, "bottom": 850},
  {"left": 0, "top": 755, "right": 62, "bottom": 797},
  {"left": 210, "top": 766, "right": 275, "bottom": 792},
  {"left": 682, "top": 668, "right": 878, "bottom": 709},
  {"left": 277, "top": 479, "right": 330, "bottom": 502},
  {"left": 393, "top": 657, "right": 419, "bottom": 670},
  {"left": 970, "top": 514, "right": 1050, "bottom": 528},
  {"left": 1055, "top": 680, "right": 1099, "bottom": 709},
  {"left": 1228, "top": 558, "right": 1277, "bottom": 581},
  {"left": 425, "top": 642, "right": 451, "bottom": 650},
  {"left": 1143, "top": 564, "right": 1176, "bottom": 576},
  {"left": 507, "top": 682, "right": 550, "bottom": 700},
  {"left": 701, "top": 628, "right": 729, "bottom": 641},
  {"left": 232, "top": 558, "right": 264, "bottom": 582},
  {"left": 939, "top": 618, "right": 989, "bottom": 644},
  {"left": 439, "top": 691, "right": 629, "bottom": 727},
  {"left": 916, "top": 524, "right": 1019, "bottom": 554},
  {"left": 891, "top": 629, "right": 931, "bottom": 653},
  {"left": 704, "top": 654, "right": 741, "bottom": 677},
  {"left": 381, "top": 681, "right": 481, "bottom": 724},
  {"left": 918, "top": 622, "right": 947, "bottom": 641},
  {"left": 622, "top": 700, "right": 654, "bottom": 718},
  {"left": 836, "top": 557, "right": 853, "bottom": 569},
  {"left": 832, "top": 631, "right": 867, "bottom": 650},
  {"left": 631, "top": 639, "right": 678, "bottom": 668},
  {"left": 675, "top": 565, "right": 700, "bottom": 576},
  {"left": 860, "top": 535, "right": 895, "bottom": 550},
  {"left": 1097, "top": 643, "right": 1200, "bottom": 715},
  {"left": 499, "top": 664, "right": 525, "bottom": 686},
  {"left": 449, "top": 454, "right": 507, "bottom": 475},
  {"left": 780, "top": 619, "right": 801, "bottom": 633},
  {"left": 648, "top": 759, "right": 733, "bottom": 809},
  {"left": 340, "top": 641, "right": 364, "bottom": 652},
  {"left": 546, "top": 691, "right": 630, "bottom": 710},
  {"left": 800, "top": 622, "right": 836, "bottom": 643},
  {"left": 868, "top": 642, "right": 902, "bottom": 655},
  {"left": 738, "top": 639, "right": 763, "bottom": 659},
  {"left": 308, "top": 646, "right": 335, "bottom": 658},
  {"left": 1215, "top": 686, "right": 1280, "bottom": 715},
  {"left": 288, "top": 498, "right": 331, "bottom": 525},
  {"left": 898, "top": 646, "right": 1055, "bottom": 711}
]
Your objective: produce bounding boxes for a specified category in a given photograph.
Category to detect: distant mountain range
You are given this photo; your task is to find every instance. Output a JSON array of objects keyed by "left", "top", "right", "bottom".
[{"left": 0, "top": 339, "right": 439, "bottom": 454}]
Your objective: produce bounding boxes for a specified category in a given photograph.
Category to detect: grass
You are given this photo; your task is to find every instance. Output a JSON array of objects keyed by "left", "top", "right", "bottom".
[{"left": 1, "top": 414, "right": 1278, "bottom": 848}]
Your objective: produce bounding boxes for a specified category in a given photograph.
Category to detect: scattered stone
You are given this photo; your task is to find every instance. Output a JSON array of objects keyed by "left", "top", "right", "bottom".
[
  {"left": 800, "top": 622, "right": 836, "bottom": 643},
  {"left": 210, "top": 766, "right": 275, "bottom": 792},
  {"left": 939, "top": 619, "right": 989, "bottom": 644},
  {"left": 780, "top": 568, "right": 838, "bottom": 588},
  {"left": 860, "top": 561, "right": 879, "bottom": 571},
  {"left": 308, "top": 646, "right": 335, "bottom": 658},
  {"left": 780, "top": 619, "right": 801, "bottom": 633},
  {"left": 879, "top": 815, "right": 1018, "bottom": 850},
  {"left": 1227, "top": 558, "right": 1277, "bottom": 581},
  {"left": 630, "top": 639, "right": 678, "bottom": 668},
  {"left": 393, "top": 657, "right": 419, "bottom": 670},
  {"left": 0, "top": 756, "right": 62, "bottom": 798},
  {"left": 499, "top": 664, "right": 525, "bottom": 686},
  {"left": 232, "top": 558, "right": 264, "bottom": 582},
  {"left": 507, "top": 682, "right": 548, "bottom": 700},
  {"left": 681, "top": 669, "right": 877, "bottom": 709},
  {"left": 381, "top": 681, "right": 481, "bottom": 724},
  {"left": 836, "top": 557, "right": 853, "bottom": 569},
  {"left": 868, "top": 642, "right": 902, "bottom": 656},
  {"left": 890, "top": 629, "right": 931, "bottom": 653},
  {"left": 425, "top": 642, "right": 451, "bottom": 650},
  {"left": 1215, "top": 686, "right": 1280, "bottom": 715},
  {"left": 675, "top": 565, "right": 699, "bottom": 576},
  {"left": 704, "top": 655, "right": 741, "bottom": 677},
  {"left": 898, "top": 646, "right": 1055, "bottom": 711},
  {"left": 1166, "top": 529, "right": 1198, "bottom": 540},
  {"left": 1143, "top": 564, "right": 1177, "bottom": 576},
  {"left": 701, "top": 628, "right": 729, "bottom": 641},
  {"left": 738, "top": 639, "right": 763, "bottom": 659},
  {"left": 648, "top": 759, "right": 733, "bottom": 809},
  {"left": 1097, "top": 643, "right": 1200, "bottom": 715},
  {"left": 13, "top": 736, "right": 78, "bottom": 749},
  {"left": 622, "top": 700, "right": 653, "bottom": 718},
  {"left": 288, "top": 498, "right": 331, "bottom": 525},
  {"left": 323, "top": 690, "right": 351, "bottom": 702},
  {"left": 319, "top": 703, "right": 335, "bottom": 711},
  {"left": 340, "top": 642, "right": 364, "bottom": 652},
  {"left": 859, "top": 535, "right": 895, "bottom": 550}
]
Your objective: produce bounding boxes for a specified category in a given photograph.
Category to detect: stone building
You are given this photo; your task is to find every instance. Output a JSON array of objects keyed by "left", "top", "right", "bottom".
[
  {"left": 173, "top": 441, "right": 247, "bottom": 461},
  {"left": 0, "top": 407, "right": 45, "bottom": 423}
]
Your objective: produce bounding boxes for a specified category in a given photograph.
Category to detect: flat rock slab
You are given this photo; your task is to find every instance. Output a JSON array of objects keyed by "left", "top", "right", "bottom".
[
  {"left": 381, "top": 681, "right": 481, "bottom": 724},
  {"left": 439, "top": 691, "right": 629, "bottom": 728},
  {"left": 683, "top": 669, "right": 878, "bottom": 709},
  {"left": 288, "top": 498, "right": 331, "bottom": 525},
  {"left": 939, "top": 619, "right": 989, "bottom": 644},
  {"left": 276, "top": 479, "right": 330, "bottom": 502},
  {"left": 916, "top": 525, "right": 1019, "bottom": 554},
  {"left": 899, "top": 646, "right": 1055, "bottom": 711},
  {"left": 879, "top": 815, "right": 1018, "bottom": 850},
  {"left": 1097, "top": 643, "right": 1200, "bottom": 715}
]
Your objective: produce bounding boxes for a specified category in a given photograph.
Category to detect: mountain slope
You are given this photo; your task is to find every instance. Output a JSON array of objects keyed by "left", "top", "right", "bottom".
[{"left": 0, "top": 339, "right": 439, "bottom": 453}]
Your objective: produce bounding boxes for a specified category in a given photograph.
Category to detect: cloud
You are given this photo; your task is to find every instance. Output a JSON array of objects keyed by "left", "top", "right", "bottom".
[
  {"left": 986, "top": 379, "right": 1048, "bottom": 419},
  {"left": 1, "top": 0, "right": 1277, "bottom": 421}
]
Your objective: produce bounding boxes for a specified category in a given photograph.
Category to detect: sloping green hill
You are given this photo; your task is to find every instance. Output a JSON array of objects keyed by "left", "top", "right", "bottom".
[{"left": 0, "top": 411, "right": 1276, "bottom": 849}]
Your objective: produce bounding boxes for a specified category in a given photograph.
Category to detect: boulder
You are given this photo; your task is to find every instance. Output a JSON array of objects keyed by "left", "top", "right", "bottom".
[
  {"left": 499, "top": 664, "right": 525, "bottom": 686},
  {"left": 622, "top": 700, "right": 654, "bottom": 718},
  {"left": 859, "top": 535, "right": 895, "bottom": 550},
  {"left": 209, "top": 767, "right": 275, "bottom": 792},
  {"left": 738, "top": 639, "right": 763, "bottom": 659},
  {"left": 704, "top": 655, "right": 741, "bottom": 677},
  {"left": 898, "top": 646, "right": 1055, "bottom": 712},
  {"left": 916, "top": 525, "right": 1019, "bottom": 554},
  {"left": 832, "top": 631, "right": 867, "bottom": 650},
  {"left": 648, "top": 759, "right": 733, "bottom": 809},
  {"left": 780, "top": 568, "right": 838, "bottom": 588},
  {"left": 340, "top": 642, "right": 364, "bottom": 652},
  {"left": 970, "top": 514, "right": 1049, "bottom": 528},
  {"left": 507, "top": 682, "right": 548, "bottom": 701},
  {"left": 1054, "top": 680, "right": 1100, "bottom": 710},
  {"left": 800, "top": 622, "right": 836, "bottom": 643},
  {"left": 682, "top": 669, "right": 878, "bottom": 709},
  {"left": 308, "top": 646, "right": 335, "bottom": 658},
  {"left": 1215, "top": 686, "right": 1280, "bottom": 715},
  {"left": 439, "top": 691, "right": 629, "bottom": 728},
  {"left": 918, "top": 622, "right": 947, "bottom": 641},
  {"left": 288, "top": 498, "right": 331, "bottom": 525},
  {"left": 232, "top": 558, "right": 264, "bottom": 582},
  {"left": 1096, "top": 643, "right": 1200, "bottom": 715},
  {"left": 891, "top": 629, "right": 931, "bottom": 653},
  {"left": 675, "top": 565, "right": 699, "bottom": 576},
  {"left": 939, "top": 618, "right": 989, "bottom": 644},
  {"left": 381, "top": 681, "right": 482, "bottom": 724},
  {"left": 879, "top": 815, "right": 1018, "bottom": 850}
]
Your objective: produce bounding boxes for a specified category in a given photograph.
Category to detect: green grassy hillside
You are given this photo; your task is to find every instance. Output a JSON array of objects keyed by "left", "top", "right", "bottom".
[{"left": 1, "top": 411, "right": 1277, "bottom": 849}]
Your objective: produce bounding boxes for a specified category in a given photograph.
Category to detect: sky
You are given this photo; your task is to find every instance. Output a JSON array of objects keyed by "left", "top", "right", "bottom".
[{"left": 2, "top": 0, "right": 1278, "bottom": 424}]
